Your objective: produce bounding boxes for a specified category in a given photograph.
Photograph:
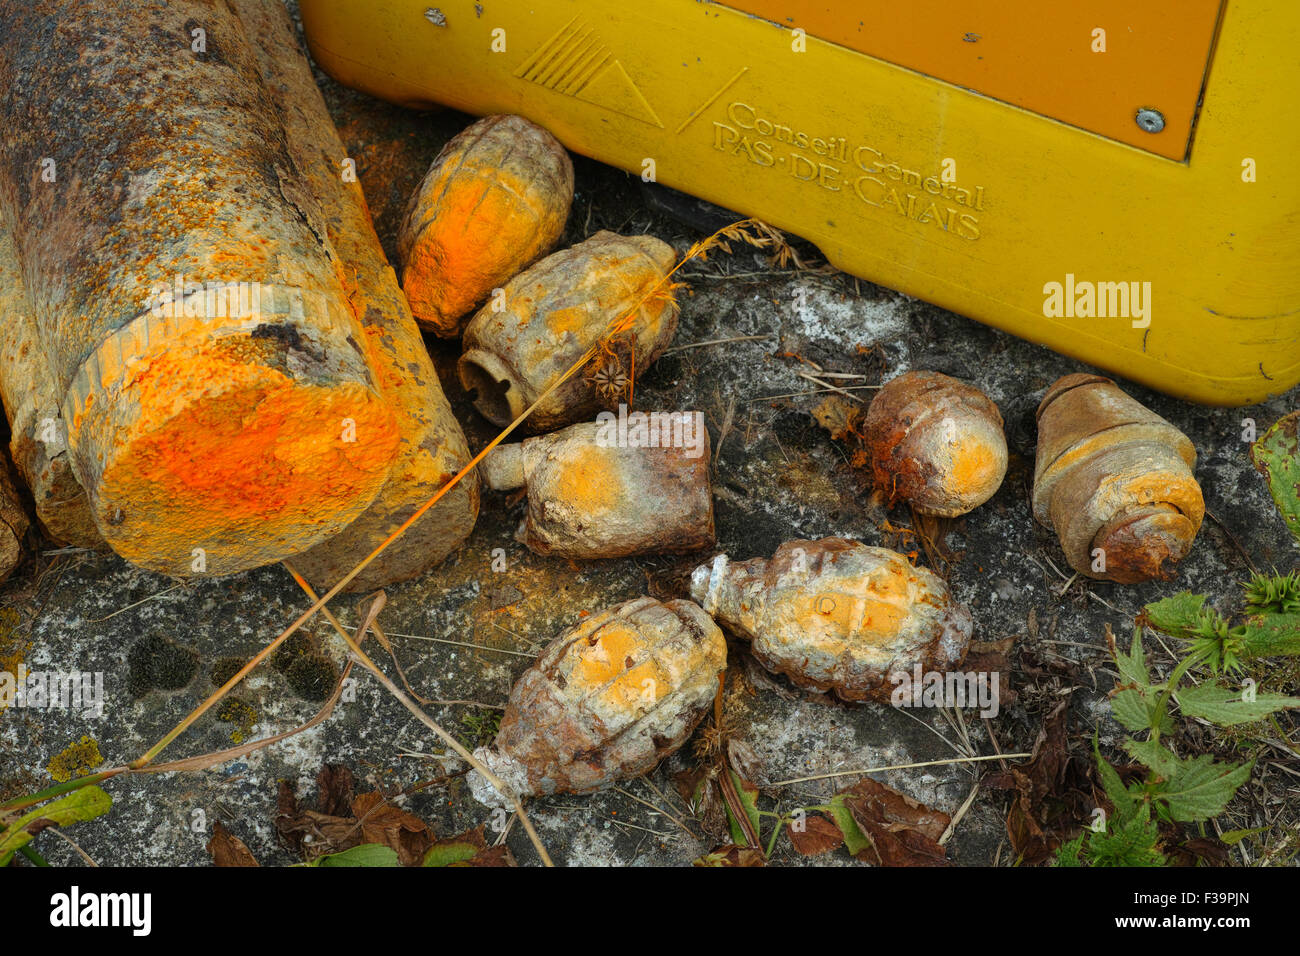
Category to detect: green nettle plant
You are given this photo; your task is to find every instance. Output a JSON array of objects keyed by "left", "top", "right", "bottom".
[{"left": 1059, "top": 412, "right": 1300, "bottom": 867}]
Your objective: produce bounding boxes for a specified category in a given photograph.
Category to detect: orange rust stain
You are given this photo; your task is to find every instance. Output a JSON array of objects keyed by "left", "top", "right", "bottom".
[{"left": 402, "top": 129, "right": 569, "bottom": 336}]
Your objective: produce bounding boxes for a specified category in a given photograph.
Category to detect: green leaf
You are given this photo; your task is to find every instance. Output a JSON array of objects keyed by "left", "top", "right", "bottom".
[
  {"left": 1110, "top": 683, "right": 1174, "bottom": 736},
  {"left": 1143, "top": 593, "right": 1211, "bottom": 638},
  {"left": 1111, "top": 689, "right": 1156, "bottom": 732},
  {"left": 1141, "top": 594, "right": 1243, "bottom": 673},
  {"left": 1238, "top": 613, "right": 1300, "bottom": 659},
  {"left": 0, "top": 785, "right": 112, "bottom": 866},
  {"left": 1114, "top": 627, "right": 1150, "bottom": 686},
  {"left": 1086, "top": 800, "right": 1164, "bottom": 867},
  {"left": 1147, "top": 754, "right": 1252, "bottom": 823},
  {"left": 1123, "top": 738, "right": 1182, "bottom": 778},
  {"left": 422, "top": 841, "right": 479, "bottom": 867},
  {"left": 824, "top": 794, "right": 873, "bottom": 857},
  {"left": 304, "top": 843, "right": 400, "bottom": 867},
  {"left": 1094, "top": 733, "right": 1136, "bottom": 817},
  {"left": 1218, "top": 826, "right": 1268, "bottom": 847},
  {"left": 1176, "top": 683, "right": 1300, "bottom": 726},
  {"left": 1251, "top": 410, "right": 1300, "bottom": 545},
  {"left": 1244, "top": 571, "right": 1300, "bottom": 616},
  {"left": 1054, "top": 834, "right": 1086, "bottom": 867},
  {"left": 724, "top": 769, "right": 761, "bottom": 847}
]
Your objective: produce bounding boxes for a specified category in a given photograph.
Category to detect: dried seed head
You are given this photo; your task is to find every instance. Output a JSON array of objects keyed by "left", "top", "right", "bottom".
[
  {"left": 467, "top": 596, "right": 727, "bottom": 806},
  {"left": 690, "top": 538, "right": 972, "bottom": 703},
  {"left": 1033, "top": 373, "right": 1203, "bottom": 583},
  {"left": 864, "top": 371, "right": 1008, "bottom": 516}
]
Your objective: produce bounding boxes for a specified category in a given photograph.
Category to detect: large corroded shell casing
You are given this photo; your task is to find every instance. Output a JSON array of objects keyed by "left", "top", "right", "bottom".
[
  {"left": 235, "top": 0, "right": 478, "bottom": 592},
  {"left": 689, "top": 538, "right": 971, "bottom": 703},
  {"left": 458, "top": 231, "right": 679, "bottom": 432},
  {"left": 0, "top": 452, "right": 29, "bottom": 583},
  {"left": 479, "top": 413, "right": 714, "bottom": 559},
  {"left": 1033, "top": 373, "right": 1203, "bottom": 583},
  {"left": 0, "top": 223, "right": 102, "bottom": 550},
  {"left": 468, "top": 596, "right": 727, "bottom": 805},
  {"left": 397, "top": 114, "right": 573, "bottom": 337},
  {"left": 864, "top": 370, "right": 1008, "bottom": 516},
  {"left": 0, "top": 0, "right": 401, "bottom": 575}
]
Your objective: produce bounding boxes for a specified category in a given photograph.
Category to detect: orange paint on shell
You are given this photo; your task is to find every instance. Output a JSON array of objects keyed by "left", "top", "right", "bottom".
[
  {"left": 399, "top": 115, "right": 573, "bottom": 336},
  {"left": 592, "top": 659, "right": 667, "bottom": 714},
  {"left": 545, "top": 306, "right": 587, "bottom": 338},
  {"left": 92, "top": 340, "right": 397, "bottom": 571},
  {"left": 557, "top": 444, "right": 624, "bottom": 515},
  {"left": 1120, "top": 470, "right": 1205, "bottom": 524},
  {"left": 572, "top": 621, "right": 643, "bottom": 688},
  {"left": 946, "top": 436, "right": 999, "bottom": 494}
]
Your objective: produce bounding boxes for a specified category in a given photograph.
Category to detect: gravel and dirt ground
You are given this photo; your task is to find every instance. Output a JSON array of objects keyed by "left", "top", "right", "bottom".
[{"left": 2, "top": 17, "right": 1297, "bottom": 868}]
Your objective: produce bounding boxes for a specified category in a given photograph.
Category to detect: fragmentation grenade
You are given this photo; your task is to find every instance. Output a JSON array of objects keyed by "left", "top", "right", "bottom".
[
  {"left": 690, "top": 537, "right": 972, "bottom": 703},
  {"left": 468, "top": 596, "right": 727, "bottom": 805}
]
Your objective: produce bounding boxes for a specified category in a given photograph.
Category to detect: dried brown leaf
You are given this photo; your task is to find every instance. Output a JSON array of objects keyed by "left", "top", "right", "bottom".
[
  {"left": 694, "top": 844, "right": 767, "bottom": 867},
  {"left": 981, "top": 700, "right": 1094, "bottom": 864},
  {"left": 674, "top": 766, "right": 728, "bottom": 840},
  {"left": 350, "top": 791, "right": 434, "bottom": 867},
  {"left": 786, "top": 813, "right": 844, "bottom": 856},
  {"left": 837, "top": 777, "right": 951, "bottom": 866},
  {"left": 317, "top": 763, "right": 355, "bottom": 817},
  {"left": 207, "top": 821, "right": 259, "bottom": 867}
]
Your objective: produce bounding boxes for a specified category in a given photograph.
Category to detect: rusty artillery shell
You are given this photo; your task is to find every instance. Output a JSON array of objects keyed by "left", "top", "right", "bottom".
[
  {"left": 689, "top": 538, "right": 972, "bottom": 703},
  {"left": 864, "top": 370, "right": 1008, "bottom": 516},
  {"left": 458, "top": 231, "right": 679, "bottom": 432},
  {"left": 232, "top": 0, "right": 478, "bottom": 593},
  {"left": 479, "top": 413, "right": 714, "bottom": 559},
  {"left": 1033, "top": 373, "right": 1203, "bottom": 583},
  {"left": 0, "top": 223, "right": 103, "bottom": 550},
  {"left": 397, "top": 114, "right": 573, "bottom": 337},
  {"left": 0, "top": 0, "right": 401, "bottom": 576},
  {"left": 468, "top": 596, "right": 727, "bottom": 805}
]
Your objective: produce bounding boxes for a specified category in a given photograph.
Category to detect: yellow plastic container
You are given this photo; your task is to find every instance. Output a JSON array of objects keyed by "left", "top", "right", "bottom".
[{"left": 301, "top": 0, "right": 1300, "bottom": 405}]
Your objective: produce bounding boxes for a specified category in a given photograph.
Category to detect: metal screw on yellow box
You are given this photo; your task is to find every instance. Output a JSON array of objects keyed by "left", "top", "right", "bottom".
[{"left": 301, "top": 0, "right": 1300, "bottom": 406}]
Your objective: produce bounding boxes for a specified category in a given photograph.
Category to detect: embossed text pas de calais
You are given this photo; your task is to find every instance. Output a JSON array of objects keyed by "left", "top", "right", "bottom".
[{"left": 711, "top": 100, "right": 984, "bottom": 241}]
